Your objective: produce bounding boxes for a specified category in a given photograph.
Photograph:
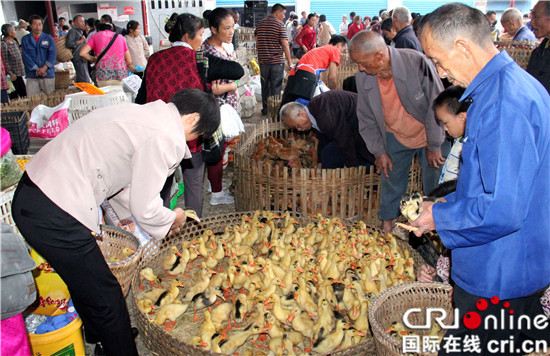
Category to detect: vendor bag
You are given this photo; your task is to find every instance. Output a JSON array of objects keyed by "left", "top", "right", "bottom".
[
  {"left": 202, "top": 125, "right": 224, "bottom": 164},
  {"left": 55, "top": 36, "right": 73, "bottom": 62},
  {"left": 285, "top": 69, "right": 319, "bottom": 100},
  {"left": 1, "top": 223, "right": 37, "bottom": 320}
]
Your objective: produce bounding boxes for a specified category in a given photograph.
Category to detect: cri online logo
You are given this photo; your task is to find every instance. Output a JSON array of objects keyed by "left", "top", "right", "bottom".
[{"left": 404, "top": 296, "right": 549, "bottom": 331}]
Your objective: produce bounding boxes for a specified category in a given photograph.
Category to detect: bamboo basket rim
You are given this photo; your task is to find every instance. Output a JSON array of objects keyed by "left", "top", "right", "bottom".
[
  {"left": 368, "top": 282, "right": 453, "bottom": 356},
  {"left": 129, "top": 211, "right": 427, "bottom": 356},
  {"left": 97, "top": 224, "right": 143, "bottom": 296}
]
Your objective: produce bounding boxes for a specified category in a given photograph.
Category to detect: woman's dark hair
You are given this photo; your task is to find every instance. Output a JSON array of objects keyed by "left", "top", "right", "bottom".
[
  {"left": 372, "top": 16, "right": 379, "bottom": 22},
  {"left": 433, "top": 85, "right": 469, "bottom": 115},
  {"left": 127, "top": 20, "right": 140, "bottom": 32},
  {"left": 100, "top": 14, "right": 113, "bottom": 23},
  {"left": 307, "top": 13, "right": 317, "bottom": 22},
  {"left": 1, "top": 24, "right": 13, "bottom": 37},
  {"left": 86, "top": 18, "right": 95, "bottom": 28},
  {"left": 207, "top": 8, "right": 232, "bottom": 31},
  {"left": 96, "top": 22, "right": 113, "bottom": 32},
  {"left": 62, "top": 25, "right": 70, "bottom": 31},
  {"left": 381, "top": 18, "right": 393, "bottom": 32},
  {"left": 329, "top": 35, "right": 347, "bottom": 46},
  {"left": 165, "top": 13, "right": 205, "bottom": 43},
  {"left": 170, "top": 89, "right": 220, "bottom": 136},
  {"left": 319, "top": 14, "right": 326, "bottom": 22},
  {"left": 292, "top": 20, "right": 298, "bottom": 27}
]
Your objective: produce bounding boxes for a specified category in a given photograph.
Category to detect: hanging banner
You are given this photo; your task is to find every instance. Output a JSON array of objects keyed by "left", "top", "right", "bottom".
[{"left": 124, "top": 6, "right": 134, "bottom": 15}]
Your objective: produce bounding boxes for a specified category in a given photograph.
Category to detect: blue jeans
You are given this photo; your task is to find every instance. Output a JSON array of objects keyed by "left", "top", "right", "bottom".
[
  {"left": 260, "top": 63, "right": 284, "bottom": 112},
  {"left": 378, "top": 132, "right": 450, "bottom": 220}
]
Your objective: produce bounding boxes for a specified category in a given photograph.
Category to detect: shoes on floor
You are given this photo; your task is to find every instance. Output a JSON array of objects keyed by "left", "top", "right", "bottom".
[
  {"left": 210, "top": 191, "right": 235, "bottom": 206},
  {"left": 94, "top": 343, "right": 105, "bottom": 356},
  {"left": 208, "top": 182, "right": 228, "bottom": 193}
]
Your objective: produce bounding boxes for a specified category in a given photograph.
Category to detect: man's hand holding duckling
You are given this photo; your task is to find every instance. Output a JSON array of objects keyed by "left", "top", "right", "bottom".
[
  {"left": 169, "top": 207, "right": 187, "bottom": 235},
  {"left": 409, "top": 201, "right": 436, "bottom": 237}
]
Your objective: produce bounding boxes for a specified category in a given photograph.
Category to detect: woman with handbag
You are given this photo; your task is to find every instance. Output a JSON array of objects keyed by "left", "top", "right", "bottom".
[
  {"left": 294, "top": 13, "right": 320, "bottom": 59},
  {"left": 80, "top": 23, "right": 135, "bottom": 86},
  {"left": 201, "top": 7, "right": 239, "bottom": 206},
  {"left": 138, "top": 13, "right": 243, "bottom": 215}
]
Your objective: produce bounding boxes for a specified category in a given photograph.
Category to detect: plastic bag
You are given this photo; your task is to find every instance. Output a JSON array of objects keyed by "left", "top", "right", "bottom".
[
  {"left": 30, "top": 249, "right": 70, "bottom": 316},
  {"left": 28, "top": 98, "right": 71, "bottom": 139},
  {"left": 220, "top": 103, "right": 244, "bottom": 139}
]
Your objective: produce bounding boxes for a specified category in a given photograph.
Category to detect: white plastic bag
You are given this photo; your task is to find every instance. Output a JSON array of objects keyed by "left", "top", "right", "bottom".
[
  {"left": 220, "top": 104, "right": 244, "bottom": 140},
  {"left": 29, "top": 98, "right": 72, "bottom": 139}
]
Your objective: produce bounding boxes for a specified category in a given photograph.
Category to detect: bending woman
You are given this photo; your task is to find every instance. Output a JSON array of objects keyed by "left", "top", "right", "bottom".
[{"left": 12, "top": 89, "right": 220, "bottom": 356}]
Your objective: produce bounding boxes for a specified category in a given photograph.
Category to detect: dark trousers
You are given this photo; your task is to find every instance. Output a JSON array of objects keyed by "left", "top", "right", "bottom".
[
  {"left": 8, "top": 76, "right": 27, "bottom": 100},
  {"left": 260, "top": 63, "right": 284, "bottom": 112},
  {"left": 1, "top": 89, "right": 8, "bottom": 104},
  {"left": 207, "top": 142, "right": 227, "bottom": 193},
  {"left": 320, "top": 140, "right": 373, "bottom": 169},
  {"left": 160, "top": 152, "right": 205, "bottom": 217},
  {"left": 12, "top": 173, "right": 138, "bottom": 356},
  {"left": 439, "top": 284, "right": 550, "bottom": 355}
]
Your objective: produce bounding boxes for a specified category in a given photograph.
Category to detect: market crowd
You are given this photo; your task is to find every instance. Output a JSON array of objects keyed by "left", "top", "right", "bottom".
[{"left": 1, "top": 1, "right": 549, "bottom": 356}]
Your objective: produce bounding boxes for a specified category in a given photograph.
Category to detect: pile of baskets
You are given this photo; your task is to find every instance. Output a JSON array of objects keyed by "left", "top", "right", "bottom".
[{"left": 234, "top": 118, "right": 422, "bottom": 222}]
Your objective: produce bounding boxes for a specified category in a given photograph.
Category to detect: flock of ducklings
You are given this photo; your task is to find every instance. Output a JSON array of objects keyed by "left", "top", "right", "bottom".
[{"left": 137, "top": 211, "right": 417, "bottom": 355}]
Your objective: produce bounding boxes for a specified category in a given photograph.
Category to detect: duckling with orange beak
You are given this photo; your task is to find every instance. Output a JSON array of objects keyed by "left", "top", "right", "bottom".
[
  {"left": 162, "top": 246, "right": 182, "bottom": 277},
  {"left": 139, "top": 267, "right": 161, "bottom": 290}
]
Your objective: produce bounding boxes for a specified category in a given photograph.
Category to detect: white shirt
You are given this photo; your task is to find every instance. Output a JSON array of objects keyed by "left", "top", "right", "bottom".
[{"left": 339, "top": 22, "right": 348, "bottom": 36}]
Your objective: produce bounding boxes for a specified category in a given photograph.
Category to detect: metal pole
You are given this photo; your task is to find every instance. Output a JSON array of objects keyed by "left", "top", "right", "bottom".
[
  {"left": 142, "top": 0, "right": 149, "bottom": 36},
  {"left": 45, "top": 0, "right": 55, "bottom": 37}
]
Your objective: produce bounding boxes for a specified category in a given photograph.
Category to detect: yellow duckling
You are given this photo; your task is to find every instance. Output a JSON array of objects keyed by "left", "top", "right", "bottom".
[
  {"left": 191, "top": 287, "right": 225, "bottom": 322},
  {"left": 107, "top": 247, "right": 136, "bottom": 263},
  {"left": 219, "top": 324, "right": 268, "bottom": 354},
  {"left": 312, "top": 319, "right": 350, "bottom": 354},
  {"left": 295, "top": 279, "right": 318, "bottom": 317},
  {"left": 168, "top": 247, "right": 189, "bottom": 277},
  {"left": 152, "top": 303, "right": 188, "bottom": 330},
  {"left": 199, "top": 310, "right": 217, "bottom": 349},
  {"left": 355, "top": 299, "right": 370, "bottom": 334},
  {"left": 265, "top": 312, "right": 285, "bottom": 339},
  {"left": 137, "top": 298, "right": 156, "bottom": 314},
  {"left": 266, "top": 294, "right": 292, "bottom": 324},
  {"left": 143, "top": 279, "right": 184, "bottom": 307},
  {"left": 189, "top": 336, "right": 208, "bottom": 349},
  {"left": 182, "top": 263, "right": 216, "bottom": 301},
  {"left": 340, "top": 328, "right": 366, "bottom": 349},
  {"left": 211, "top": 302, "right": 234, "bottom": 331},
  {"left": 287, "top": 306, "right": 315, "bottom": 343},
  {"left": 139, "top": 267, "right": 161, "bottom": 290},
  {"left": 314, "top": 298, "right": 335, "bottom": 342},
  {"left": 234, "top": 292, "right": 254, "bottom": 325},
  {"left": 162, "top": 246, "right": 182, "bottom": 276}
]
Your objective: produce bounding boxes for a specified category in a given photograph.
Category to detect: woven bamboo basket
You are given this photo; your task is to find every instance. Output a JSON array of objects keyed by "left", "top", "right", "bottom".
[
  {"left": 54, "top": 70, "right": 72, "bottom": 89},
  {"left": 234, "top": 118, "right": 423, "bottom": 223},
  {"left": 130, "top": 211, "right": 428, "bottom": 356},
  {"left": 1, "top": 88, "right": 79, "bottom": 115},
  {"left": 96, "top": 225, "right": 143, "bottom": 297},
  {"left": 369, "top": 282, "right": 453, "bottom": 356},
  {"left": 494, "top": 40, "right": 539, "bottom": 70}
]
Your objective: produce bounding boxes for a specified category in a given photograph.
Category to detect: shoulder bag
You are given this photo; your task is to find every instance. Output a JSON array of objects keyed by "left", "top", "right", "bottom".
[{"left": 89, "top": 34, "right": 119, "bottom": 85}]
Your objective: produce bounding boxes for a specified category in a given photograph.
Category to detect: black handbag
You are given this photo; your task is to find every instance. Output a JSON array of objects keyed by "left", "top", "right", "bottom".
[
  {"left": 202, "top": 124, "right": 224, "bottom": 164},
  {"left": 285, "top": 68, "right": 319, "bottom": 100}
]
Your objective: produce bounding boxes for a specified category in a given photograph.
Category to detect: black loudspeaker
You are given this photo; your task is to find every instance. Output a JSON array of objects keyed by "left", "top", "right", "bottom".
[
  {"left": 244, "top": 0, "right": 268, "bottom": 11},
  {"left": 243, "top": 12, "right": 267, "bottom": 27}
]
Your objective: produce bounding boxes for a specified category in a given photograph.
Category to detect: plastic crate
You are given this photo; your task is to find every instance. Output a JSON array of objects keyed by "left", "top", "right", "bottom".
[
  {"left": 65, "top": 86, "right": 129, "bottom": 122},
  {"left": 1, "top": 111, "right": 29, "bottom": 155}
]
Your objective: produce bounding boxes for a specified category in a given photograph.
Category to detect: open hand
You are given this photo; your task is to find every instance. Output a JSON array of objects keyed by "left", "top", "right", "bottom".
[
  {"left": 426, "top": 148, "right": 445, "bottom": 168},
  {"left": 375, "top": 153, "right": 393, "bottom": 178}
]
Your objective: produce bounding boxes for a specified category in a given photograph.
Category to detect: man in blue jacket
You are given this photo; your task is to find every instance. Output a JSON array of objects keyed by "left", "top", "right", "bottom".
[
  {"left": 21, "top": 15, "right": 56, "bottom": 96},
  {"left": 414, "top": 3, "right": 550, "bottom": 354}
]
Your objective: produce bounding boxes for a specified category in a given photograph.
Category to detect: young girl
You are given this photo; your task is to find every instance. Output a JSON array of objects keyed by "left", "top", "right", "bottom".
[
  {"left": 433, "top": 85, "right": 468, "bottom": 184},
  {"left": 417, "top": 85, "right": 468, "bottom": 284}
]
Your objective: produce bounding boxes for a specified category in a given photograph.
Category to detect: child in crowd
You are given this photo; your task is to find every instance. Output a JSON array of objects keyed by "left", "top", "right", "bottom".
[
  {"left": 416, "top": 85, "right": 550, "bottom": 318},
  {"left": 417, "top": 85, "right": 468, "bottom": 284}
]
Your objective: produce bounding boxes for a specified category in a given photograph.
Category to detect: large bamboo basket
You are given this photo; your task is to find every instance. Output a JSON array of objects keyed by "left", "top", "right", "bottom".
[
  {"left": 369, "top": 282, "right": 453, "bottom": 356},
  {"left": 130, "top": 211, "right": 426, "bottom": 356},
  {"left": 494, "top": 40, "right": 539, "bottom": 70},
  {"left": 1, "top": 88, "right": 79, "bottom": 114},
  {"left": 96, "top": 225, "right": 143, "bottom": 297},
  {"left": 234, "top": 118, "right": 423, "bottom": 223}
]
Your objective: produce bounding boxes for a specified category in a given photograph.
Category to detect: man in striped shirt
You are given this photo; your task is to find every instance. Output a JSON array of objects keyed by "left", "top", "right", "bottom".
[{"left": 255, "top": 3, "right": 292, "bottom": 115}]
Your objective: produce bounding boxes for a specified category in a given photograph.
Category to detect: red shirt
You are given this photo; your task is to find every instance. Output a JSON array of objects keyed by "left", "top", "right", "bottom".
[
  {"left": 346, "top": 23, "right": 364, "bottom": 40},
  {"left": 145, "top": 45, "right": 206, "bottom": 152},
  {"left": 289, "top": 45, "right": 341, "bottom": 76},
  {"left": 295, "top": 25, "right": 318, "bottom": 50}
]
